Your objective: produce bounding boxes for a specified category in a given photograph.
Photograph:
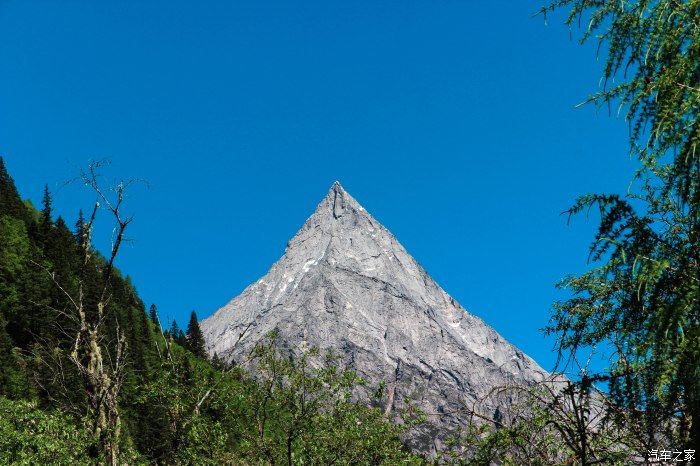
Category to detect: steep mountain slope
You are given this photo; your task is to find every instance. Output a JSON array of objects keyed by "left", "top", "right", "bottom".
[{"left": 202, "top": 182, "right": 548, "bottom": 452}]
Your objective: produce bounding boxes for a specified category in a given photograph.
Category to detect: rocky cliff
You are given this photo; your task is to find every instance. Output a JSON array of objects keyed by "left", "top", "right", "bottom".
[{"left": 201, "top": 181, "right": 548, "bottom": 453}]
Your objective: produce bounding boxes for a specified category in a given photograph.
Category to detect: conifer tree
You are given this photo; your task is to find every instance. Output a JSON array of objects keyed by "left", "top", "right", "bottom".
[
  {"left": 40, "top": 184, "right": 52, "bottom": 226},
  {"left": 185, "top": 311, "right": 207, "bottom": 359},
  {"left": 149, "top": 304, "right": 159, "bottom": 326},
  {"left": 127, "top": 306, "right": 154, "bottom": 374},
  {"left": 46, "top": 217, "right": 76, "bottom": 272},
  {"left": 168, "top": 319, "right": 179, "bottom": 337},
  {"left": 74, "top": 209, "right": 85, "bottom": 245},
  {"left": 169, "top": 319, "right": 185, "bottom": 346},
  {"left": 0, "top": 157, "right": 29, "bottom": 222}
]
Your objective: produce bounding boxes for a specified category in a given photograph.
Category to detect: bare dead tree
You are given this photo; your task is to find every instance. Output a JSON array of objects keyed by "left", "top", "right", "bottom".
[{"left": 32, "top": 161, "right": 141, "bottom": 465}]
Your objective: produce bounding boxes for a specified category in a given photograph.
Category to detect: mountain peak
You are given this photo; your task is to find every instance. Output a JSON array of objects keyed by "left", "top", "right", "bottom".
[
  {"left": 202, "top": 183, "right": 547, "bottom": 454},
  {"left": 331, "top": 180, "right": 344, "bottom": 192},
  {"left": 326, "top": 180, "right": 348, "bottom": 201},
  {"left": 310, "top": 181, "right": 367, "bottom": 225}
]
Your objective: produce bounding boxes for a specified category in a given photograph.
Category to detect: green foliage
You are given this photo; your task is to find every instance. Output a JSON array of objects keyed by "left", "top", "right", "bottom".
[
  {"left": 300, "top": 400, "right": 422, "bottom": 465},
  {"left": 169, "top": 319, "right": 186, "bottom": 346},
  {"left": 0, "top": 315, "right": 31, "bottom": 400},
  {"left": 130, "top": 345, "right": 230, "bottom": 462},
  {"left": 0, "top": 397, "right": 95, "bottom": 465},
  {"left": 548, "top": 173, "right": 700, "bottom": 448},
  {"left": 237, "top": 337, "right": 423, "bottom": 465},
  {"left": 542, "top": 0, "right": 700, "bottom": 453},
  {"left": 540, "top": 0, "right": 699, "bottom": 198},
  {"left": 0, "top": 158, "right": 32, "bottom": 223},
  {"left": 41, "top": 184, "right": 52, "bottom": 228},
  {"left": 128, "top": 336, "right": 422, "bottom": 465},
  {"left": 185, "top": 310, "right": 207, "bottom": 359},
  {"left": 0, "top": 215, "right": 30, "bottom": 315},
  {"left": 148, "top": 303, "right": 159, "bottom": 326}
]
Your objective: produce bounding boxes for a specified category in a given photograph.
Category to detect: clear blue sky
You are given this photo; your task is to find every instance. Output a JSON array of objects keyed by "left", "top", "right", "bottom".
[{"left": 0, "top": 1, "right": 635, "bottom": 374}]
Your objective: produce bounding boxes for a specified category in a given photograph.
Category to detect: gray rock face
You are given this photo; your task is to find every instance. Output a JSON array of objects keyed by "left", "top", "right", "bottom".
[{"left": 202, "top": 182, "right": 548, "bottom": 453}]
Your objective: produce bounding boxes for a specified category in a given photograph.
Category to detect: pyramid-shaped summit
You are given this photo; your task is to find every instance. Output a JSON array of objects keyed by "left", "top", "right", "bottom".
[{"left": 202, "top": 182, "right": 547, "bottom": 453}]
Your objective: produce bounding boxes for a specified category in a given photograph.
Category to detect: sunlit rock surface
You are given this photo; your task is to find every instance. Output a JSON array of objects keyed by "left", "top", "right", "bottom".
[{"left": 201, "top": 182, "right": 548, "bottom": 453}]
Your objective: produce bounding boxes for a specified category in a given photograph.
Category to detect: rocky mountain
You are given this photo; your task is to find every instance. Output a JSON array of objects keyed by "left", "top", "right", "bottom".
[{"left": 201, "top": 181, "right": 548, "bottom": 453}]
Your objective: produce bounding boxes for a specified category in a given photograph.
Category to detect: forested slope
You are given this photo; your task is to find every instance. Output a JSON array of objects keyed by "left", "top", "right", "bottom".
[{"left": 0, "top": 157, "right": 422, "bottom": 465}]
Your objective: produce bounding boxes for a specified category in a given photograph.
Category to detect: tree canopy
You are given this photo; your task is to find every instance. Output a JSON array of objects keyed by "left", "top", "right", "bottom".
[{"left": 541, "top": 0, "right": 699, "bottom": 454}]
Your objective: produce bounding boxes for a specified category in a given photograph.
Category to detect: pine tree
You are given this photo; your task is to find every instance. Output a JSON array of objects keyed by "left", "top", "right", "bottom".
[
  {"left": 42, "top": 217, "right": 80, "bottom": 342},
  {"left": 185, "top": 311, "right": 207, "bottom": 359},
  {"left": 127, "top": 306, "right": 154, "bottom": 374},
  {"left": 37, "top": 184, "right": 53, "bottom": 245},
  {"left": 168, "top": 319, "right": 179, "bottom": 338},
  {"left": 74, "top": 209, "right": 85, "bottom": 245},
  {"left": 149, "top": 304, "right": 159, "bottom": 326},
  {"left": 45, "top": 217, "right": 76, "bottom": 272},
  {"left": 0, "top": 157, "right": 30, "bottom": 223},
  {"left": 41, "top": 185, "right": 52, "bottom": 226},
  {"left": 168, "top": 319, "right": 185, "bottom": 346}
]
